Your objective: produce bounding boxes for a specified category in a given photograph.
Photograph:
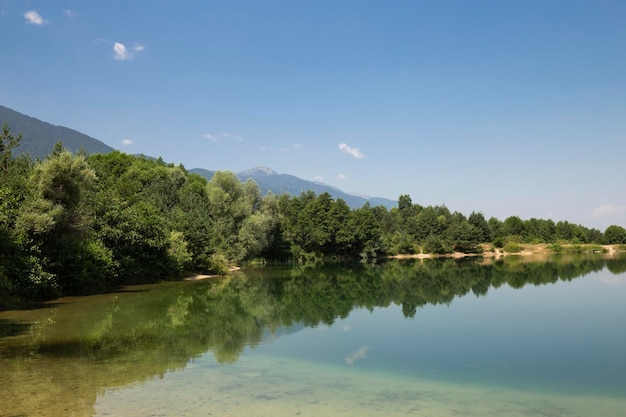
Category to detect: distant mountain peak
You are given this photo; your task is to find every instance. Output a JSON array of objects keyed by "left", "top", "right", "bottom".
[{"left": 238, "top": 166, "right": 278, "bottom": 176}]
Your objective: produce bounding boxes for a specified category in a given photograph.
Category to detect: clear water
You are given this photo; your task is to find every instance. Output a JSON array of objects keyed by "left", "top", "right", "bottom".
[{"left": 1, "top": 255, "right": 626, "bottom": 416}]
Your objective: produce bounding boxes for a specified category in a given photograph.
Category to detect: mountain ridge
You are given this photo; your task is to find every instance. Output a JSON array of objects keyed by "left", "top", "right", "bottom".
[
  {"left": 1, "top": 104, "right": 396, "bottom": 209},
  {"left": 190, "top": 166, "right": 397, "bottom": 209},
  {"left": 0, "top": 104, "right": 115, "bottom": 158}
]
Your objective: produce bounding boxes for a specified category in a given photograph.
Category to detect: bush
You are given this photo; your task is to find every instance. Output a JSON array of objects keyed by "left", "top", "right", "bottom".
[
  {"left": 423, "top": 235, "right": 450, "bottom": 255},
  {"left": 548, "top": 244, "right": 607, "bottom": 254},
  {"left": 503, "top": 242, "right": 523, "bottom": 253},
  {"left": 548, "top": 243, "right": 564, "bottom": 253},
  {"left": 208, "top": 253, "right": 230, "bottom": 275}
]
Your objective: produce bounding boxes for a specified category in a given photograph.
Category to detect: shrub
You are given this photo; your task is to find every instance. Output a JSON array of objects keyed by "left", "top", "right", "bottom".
[
  {"left": 423, "top": 235, "right": 450, "bottom": 255},
  {"left": 548, "top": 243, "right": 563, "bottom": 252},
  {"left": 208, "top": 253, "right": 230, "bottom": 275},
  {"left": 503, "top": 242, "right": 523, "bottom": 253}
]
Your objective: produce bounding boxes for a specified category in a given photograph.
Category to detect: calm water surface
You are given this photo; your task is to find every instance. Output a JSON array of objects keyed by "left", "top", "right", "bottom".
[{"left": 1, "top": 255, "right": 626, "bottom": 416}]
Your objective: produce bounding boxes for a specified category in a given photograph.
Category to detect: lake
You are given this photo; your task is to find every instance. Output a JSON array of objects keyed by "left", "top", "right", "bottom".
[{"left": 1, "top": 254, "right": 626, "bottom": 416}]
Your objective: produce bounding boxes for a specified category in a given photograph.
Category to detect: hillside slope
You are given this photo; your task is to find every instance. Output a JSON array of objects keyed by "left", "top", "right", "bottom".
[{"left": 0, "top": 105, "right": 114, "bottom": 159}]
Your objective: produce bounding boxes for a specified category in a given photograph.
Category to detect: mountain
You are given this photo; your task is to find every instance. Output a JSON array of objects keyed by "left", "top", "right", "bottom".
[
  {"left": 190, "top": 166, "right": 397, "bottom": 209},
  {"left": 0, "top": 104, "right": 114, "bottom": 159},
  {"left": 1, "top": 104, "right": 396, "bottom": 209}
]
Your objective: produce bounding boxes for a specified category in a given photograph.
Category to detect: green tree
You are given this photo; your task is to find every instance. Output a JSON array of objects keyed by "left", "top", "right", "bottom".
[
  {"left": 14, "top": 144, "right": 101, "bottom": 295},
  {"left": 95, "top": 198, "right": 172, "bottom": 282},
  {"left": 414, "top": 206, "right": 441, "bottom": 241},
  {"left": 468, "top": 211, "right": 491, "bottom": 242},
  {"left": 0, "top": 124, "right": 33, "bottom": 303},
  {"left": 488, "top": 217, "right": 503, "bottom": 243},
  {"left": 0, "top": 122, "right": 22, "bottom": 174},
  {"left": 349, "top": 205, "right": 383, "bottom": 259},
  {"left": 502, "top": 215, "right": 525, "bottom": 239},
  {"left": 604, "top": 225, "right": 626, "bottom": 244},
  {"left": 205, "top": 172, "right": 271, "bottom": 263},
  {"left": 170, "top": 174, "right": 214, "bottom": 270},
  {"left": 447, "top": 219, "right": 481, "bottom": 253}
]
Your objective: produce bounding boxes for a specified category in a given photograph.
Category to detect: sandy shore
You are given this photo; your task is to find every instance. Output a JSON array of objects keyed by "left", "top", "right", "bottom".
[
  {"left": 390, "top": 244, "right": 624, "bottom": 260},
  {"left": 184, "top": 266, "right": 241, "bottom": 281},
  {"left": 184, "top": 246, "right": 624, "bottom": 279}
]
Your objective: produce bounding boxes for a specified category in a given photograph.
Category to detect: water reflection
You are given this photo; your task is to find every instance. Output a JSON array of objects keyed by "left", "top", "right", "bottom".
[{"left": 1, "top": 254, "right": 625, "bottom": 417}]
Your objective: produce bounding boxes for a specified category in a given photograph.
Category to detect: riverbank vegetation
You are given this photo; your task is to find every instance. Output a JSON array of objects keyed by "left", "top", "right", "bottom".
[{"left": 1, "top": 123, "right": 625, "bottom": 306}]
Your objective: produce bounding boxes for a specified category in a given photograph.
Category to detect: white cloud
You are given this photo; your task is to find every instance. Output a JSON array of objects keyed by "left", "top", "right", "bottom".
[
  {"left": 222, "top": 133, "right": 243, "bottom": 142},
  {"left": 113, "top": 42, "right": 133, "bottom": 60},
  {"left": 314, "top": 175, "right": 324, "bottom": 182},
  {"left": 338, "top": 174, "right": 347, "bottom": 180},
  {"left": 203, "top": 133, "right": 243, "bottom": 142},
  {"left": 597, "top": 275, "right": 626, "bottom": 287},
  {"left": 259, "top": 146, "right": 289, "bottom": 153},
  {"left": 345, "top": 346, "right": 369, "bottom": 365},
  {"left": 112, "top": 41, "right": 145, "bottom": 60},
  {"left": 339, "top": 143, "right": 365, "bottom": 159},
  {"left": 63, "top": 9, "right": 77, "bottom": 18},
  {"left": 24, "top": 10, "right": 47, "bottom": 25},
  {"left": 591, "top": 204, "right": 626, "bottom": 218},
  {"left": 121, "top": 139, "right": 134, "bottom": 146},
  {"left": 293, "top": 143, "right": 304, "bottom": 148}
]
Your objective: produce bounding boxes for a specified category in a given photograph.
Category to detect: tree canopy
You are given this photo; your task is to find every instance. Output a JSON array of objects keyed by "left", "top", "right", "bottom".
[{"left": 0, "top": 125, "right": 623, "bottom": 307}]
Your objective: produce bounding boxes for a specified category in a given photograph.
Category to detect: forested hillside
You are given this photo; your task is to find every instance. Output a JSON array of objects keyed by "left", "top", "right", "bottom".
[
  {"left": 0, "top": 105, "right": 114, "bottom": 159},
  {"left": 1, "top": 123, "right": 625, "bottom": 308}
]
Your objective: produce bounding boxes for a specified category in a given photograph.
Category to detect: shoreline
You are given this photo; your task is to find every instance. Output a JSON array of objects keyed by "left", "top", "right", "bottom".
[
  {"left": 185, "top": 245, "right": 624, "bottom": 280},
  {"left": 390, "top": 244, "right": 624, "bottom": 260},
  {"left": 184, "top": 266, "right": 241, "bottom": 281}
]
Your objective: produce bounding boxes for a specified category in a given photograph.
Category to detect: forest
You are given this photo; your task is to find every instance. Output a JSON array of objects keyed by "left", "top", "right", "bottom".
[{"left": 1, "top": 123, "right": 626, "bottom": 306}]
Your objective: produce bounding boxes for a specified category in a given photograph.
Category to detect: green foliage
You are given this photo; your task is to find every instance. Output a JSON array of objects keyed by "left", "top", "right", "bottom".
[
  {"left": 206, "top": 171, "right": 274, "bottom": 262},
  {"left": 208, "top": 253, "right": 230, "bottom": 275},
  {"left": 276, "top": 192, "right": 388, "bottom": 261},
  {"left": 548, "top": 244, "right": 607, "bottom": 254},
  {"left": 446, "top": 218, "right": 481, "bottom": 253},
  {"left": 423, "top": 235, "right": 450, "bottom": 254},
  {"left": 0, "top": 122, "right": 22, "bottom": 174},
  {"left": 168, "top": 231, "right": 193, "bottom": 276},
  {"left": 468, "top": 211, "right": 492, "bottom": 242},
  {"left": 11, "top": 145, "right": 98, "bottom": 295},
  {"left": 0, "top": 122, "right": 622, "bottom": 305},
  {"left": 604, "top": 225, "right": 626, "bottom": 244},
  {"left": 503, "top": 242, "right": 523, "bottom": 253},
  {"left": 502, "top": 216, "right": 525, "bottom": 237},
  {"left": 548, "top": 243, "right": 564, "bottom": 253}
]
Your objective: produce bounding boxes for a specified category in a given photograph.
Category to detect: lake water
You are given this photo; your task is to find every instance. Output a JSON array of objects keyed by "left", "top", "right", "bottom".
[{"left": 1, "top": 255, "right": 626, "bottom": 416}]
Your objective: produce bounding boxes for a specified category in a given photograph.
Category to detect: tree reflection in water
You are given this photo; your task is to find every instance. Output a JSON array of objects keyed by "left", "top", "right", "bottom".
[{"left": 0, "top": 254, "right": 625, "bottom": 417}]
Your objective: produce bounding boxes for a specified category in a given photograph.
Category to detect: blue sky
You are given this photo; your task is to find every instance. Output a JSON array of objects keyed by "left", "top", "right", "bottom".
[{"left": 1, "top": 0, "right": 625, "bottom": 230}]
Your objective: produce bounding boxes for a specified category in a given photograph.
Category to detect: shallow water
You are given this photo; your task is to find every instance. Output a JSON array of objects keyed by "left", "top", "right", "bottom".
[{"left": 2, "top": 255, "right": 626, "bottom": 416}]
